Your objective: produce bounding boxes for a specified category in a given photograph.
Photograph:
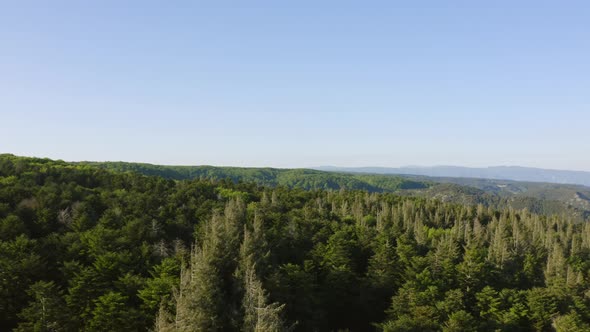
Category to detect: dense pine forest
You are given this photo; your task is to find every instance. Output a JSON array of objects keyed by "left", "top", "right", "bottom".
[{"left": 2, "top": 154, "right": 590, "bottom": 331}]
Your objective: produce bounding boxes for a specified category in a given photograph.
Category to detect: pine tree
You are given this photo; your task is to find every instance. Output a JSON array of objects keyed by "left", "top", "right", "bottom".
[
  {"left": 442, "top": 310, "right": 478, "bottom": 332},
  {"left": 242, "top": 261, "right": 287, "bottom": 332},
  {"left": 239, "top": 219, "right": 287, "bottom": 332},
  {"left": 14, "top": 281, "right": 68, "bottom": 332},
  {"left": 87, "top": 291, "right": 137, "bottom": 332},
  {"left": 173, "top": 216, "right": 226, "bottom": 331},
  {"left": 154, "top": 301, "right": 175, "bottom": 332}
]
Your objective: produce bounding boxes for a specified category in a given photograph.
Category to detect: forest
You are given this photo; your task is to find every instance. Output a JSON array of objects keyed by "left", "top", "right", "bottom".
[
  {"left": 83, "top": 160, "right": 590, "bottom": 222},
  {"left": 1, "top": 154, "right": 590, "bottom": 331}
]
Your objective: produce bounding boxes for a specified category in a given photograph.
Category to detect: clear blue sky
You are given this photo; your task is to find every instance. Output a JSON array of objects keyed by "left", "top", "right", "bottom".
[{"left": 2, "top": 1, "right": 589, "bottom": 170}]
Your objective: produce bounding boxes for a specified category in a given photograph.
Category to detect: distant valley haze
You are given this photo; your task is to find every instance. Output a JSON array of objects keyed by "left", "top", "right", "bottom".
[{"left": 316, "top": 165, "right": 590, "bottom": 187}]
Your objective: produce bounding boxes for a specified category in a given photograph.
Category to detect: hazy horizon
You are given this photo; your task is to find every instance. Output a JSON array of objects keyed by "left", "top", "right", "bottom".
[
  {"left": 2, "top": 2, "right": 589, "bottom": 171},
  {"left": 5, "top": 152, "right": 590, "bottom": 174}
]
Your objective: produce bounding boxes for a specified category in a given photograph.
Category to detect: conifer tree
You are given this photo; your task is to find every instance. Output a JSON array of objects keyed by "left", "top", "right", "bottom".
[{"left": 239, "top": 216, "right": 287, "bottom": 332}]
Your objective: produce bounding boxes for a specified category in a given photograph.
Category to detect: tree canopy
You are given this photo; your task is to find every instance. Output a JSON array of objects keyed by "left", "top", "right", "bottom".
[{"left": 1, "top": 154, "right": 590, "bottom": 331}]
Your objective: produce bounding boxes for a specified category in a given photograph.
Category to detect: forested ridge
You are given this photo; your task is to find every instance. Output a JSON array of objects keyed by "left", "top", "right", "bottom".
[
  {"left": 83, "top": 159, "right": 590, "bottom": 221},
  {"left": 80, "top": 160, "right": 430, "bottom": 192},
  {"left": 1, "top": 154, "right": 590, "bottom": 331}
]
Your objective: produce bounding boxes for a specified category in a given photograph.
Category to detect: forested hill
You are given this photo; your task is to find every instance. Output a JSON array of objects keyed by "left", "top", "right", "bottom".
[
  {"left": 1, "top": 155, "right": 586, "bottom": 220},
  {"left": 318, "top": 165, "right": 590, "bottom": 187},
  {"left": 81, "top": 159, "right": 590, "bottom": 221},
  {"left": 80, "top": 160, "right": 430, "bottom": 192},
  {"left": 1, "top": 154, "right": 590, "bottom": 331}
]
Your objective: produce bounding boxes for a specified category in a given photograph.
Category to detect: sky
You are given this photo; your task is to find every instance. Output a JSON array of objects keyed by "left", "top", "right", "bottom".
[{"left": 1, "top": 1, "right": 589, "bottom": 170}]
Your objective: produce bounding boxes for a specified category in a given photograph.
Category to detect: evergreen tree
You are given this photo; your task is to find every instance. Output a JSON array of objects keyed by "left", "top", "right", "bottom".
[{"left": 14, "top": 281, "right": 67, "bottom": 332}]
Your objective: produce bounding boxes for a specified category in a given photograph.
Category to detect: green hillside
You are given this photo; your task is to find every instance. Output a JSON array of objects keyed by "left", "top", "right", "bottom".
[
  {"left": 82, "top": 159, "right": 589, "bottom": 221},
  {"left": 81, "top": 160, "right": 431, "bottom": 192},
  {"left": 394, "top": 175, "right": 590, "bottom": 220},
  {"left": 3, "top": 153, "right": 587, "bottom": 221}
]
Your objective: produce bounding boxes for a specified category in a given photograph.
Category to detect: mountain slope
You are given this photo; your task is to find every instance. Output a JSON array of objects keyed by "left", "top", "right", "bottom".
[
  {"left": 79, "top": 160, "right": 430, "bottom": 192},
  {"left": 80, "top": 159, "right": 589, "bottom": 220},
  {"left": 317, "top": 165, "right": 590, "bottom": 187},
  {"left": 1, "top": 154, "right": 586, "bottom": 221}
]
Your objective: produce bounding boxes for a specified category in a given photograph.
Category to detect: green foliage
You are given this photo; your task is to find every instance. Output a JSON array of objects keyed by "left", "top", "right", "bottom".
[
  {"left": 79, "top": 157, "right": 590, "bottom": 220},
  {"left": 527, "top": 287, "right": 559, "bottom": 331},
  {"left": 1, "top": 154, "right": 590, "bottom": 331},
  {"left": 82, "top": 159, "right": 431, "bottom": 193},
  {"left": 87, "top": 291, "right": 139, "bottom": 332},
  {"left": 14, "top": 281, "right": 67, "bottom": 332},
  {"left": 553, "top": 311, "right": 590, "bottom": 332},
  {"left": 138, "top": 257, "right": 180, "bottom": 311},
  {"left": 0, "top": 235, "right": 44, "bottom": 327},
  {"left": 442, "top": 310, "right": 478, "bottom": 332}
]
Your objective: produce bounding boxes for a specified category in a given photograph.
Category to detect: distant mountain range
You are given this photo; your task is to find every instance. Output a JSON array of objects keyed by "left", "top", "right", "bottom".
[{"left": 315, "top": 166, "right": 590, "bottom": 187}]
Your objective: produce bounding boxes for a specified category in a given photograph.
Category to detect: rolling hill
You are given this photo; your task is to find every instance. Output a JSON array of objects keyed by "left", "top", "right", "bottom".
[
  {"left": 2, "top": 154, "right": 587, "bottom": 221},
  {"left": 317, "top": 165, "right": 590, "bottom": 187},
  {"left": 79, "top": 159, "right": 590, "bottom": 221}
]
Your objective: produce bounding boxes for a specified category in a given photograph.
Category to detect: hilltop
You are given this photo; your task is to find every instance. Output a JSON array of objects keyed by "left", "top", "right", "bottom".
[{"left": 80, "top": 159, "right": 590, "bottom": 221}]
